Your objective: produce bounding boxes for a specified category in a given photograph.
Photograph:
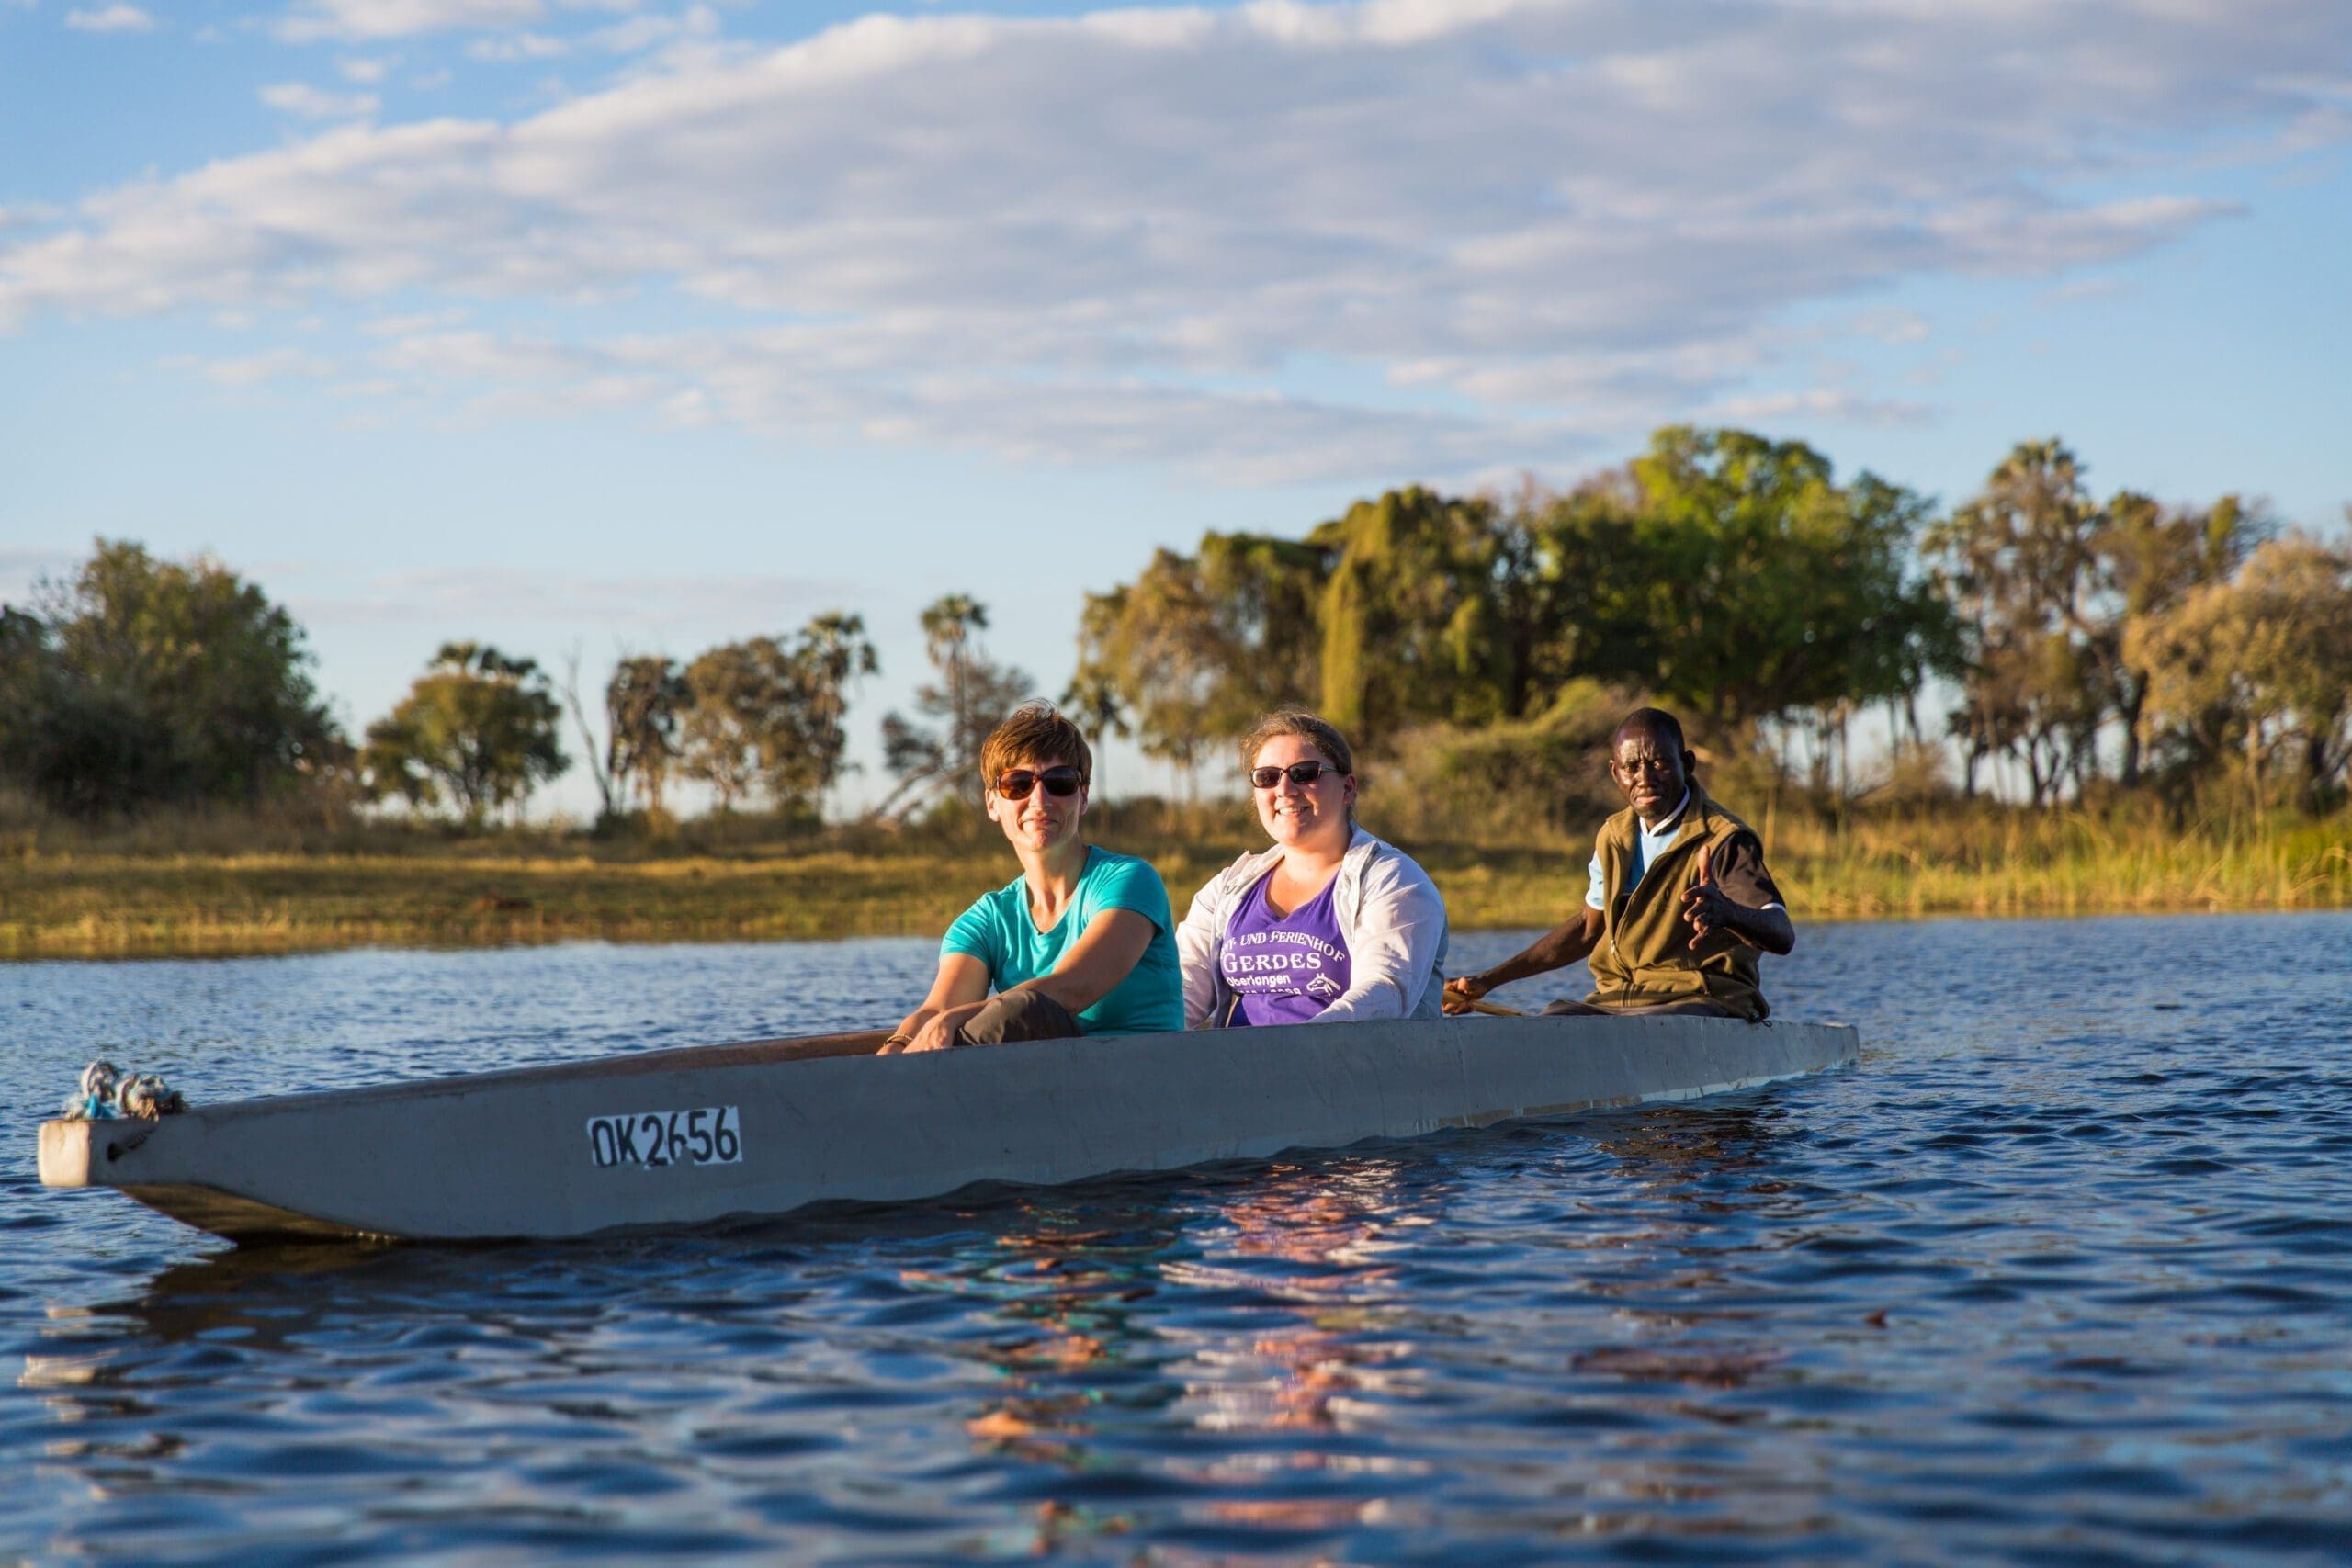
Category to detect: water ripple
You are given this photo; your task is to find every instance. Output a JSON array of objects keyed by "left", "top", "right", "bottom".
[{"left": 1, "top": 914, "right": 2348, "bottom": 1562}]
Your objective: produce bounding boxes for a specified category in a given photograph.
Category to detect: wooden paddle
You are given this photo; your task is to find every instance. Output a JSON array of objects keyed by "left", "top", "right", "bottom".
[{"left": 1466, "top": 998, "right": 1527, "bottom": 1018}]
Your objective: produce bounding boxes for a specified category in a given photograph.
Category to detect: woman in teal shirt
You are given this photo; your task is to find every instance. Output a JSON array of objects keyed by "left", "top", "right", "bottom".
[{"left": 882, "top": 703, "right": 1182, "bottom": 1052}]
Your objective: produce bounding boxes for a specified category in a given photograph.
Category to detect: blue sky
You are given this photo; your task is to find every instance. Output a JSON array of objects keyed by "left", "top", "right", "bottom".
[{"left": 4, "top": 0, "right": 2348, "bottom": 816}]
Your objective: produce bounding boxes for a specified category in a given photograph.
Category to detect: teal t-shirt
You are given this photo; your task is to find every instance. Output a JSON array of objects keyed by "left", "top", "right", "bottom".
[{"left": 941, "top": 846, "right": 1182, "bottom": 1035}]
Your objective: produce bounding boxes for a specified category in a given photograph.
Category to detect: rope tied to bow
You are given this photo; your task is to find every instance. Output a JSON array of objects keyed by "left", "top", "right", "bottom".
[{"left": 60, "top": 1059, "right": 187, "bottom": 1121}]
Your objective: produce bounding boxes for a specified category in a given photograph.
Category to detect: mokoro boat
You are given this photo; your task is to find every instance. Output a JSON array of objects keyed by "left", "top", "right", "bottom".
[{"left": 38, "top": 1014, "right": 1859, "bottom": 1243}]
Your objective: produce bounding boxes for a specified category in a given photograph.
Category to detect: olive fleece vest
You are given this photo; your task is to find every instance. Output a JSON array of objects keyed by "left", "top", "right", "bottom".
[{"left": 1583, "top": 785, "right": 1770, "bottom": 1020}]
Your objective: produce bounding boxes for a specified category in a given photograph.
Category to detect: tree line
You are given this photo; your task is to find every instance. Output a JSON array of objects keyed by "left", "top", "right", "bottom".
[
  {"left": 0, "top": 544, "right": 1026, "bottom": 825},
  {"left": 4, "top": 426, "right": 2346, "bottom": 825},
  {"left": 1074, "top": 428, "right": 2352, "bottom": 812}
]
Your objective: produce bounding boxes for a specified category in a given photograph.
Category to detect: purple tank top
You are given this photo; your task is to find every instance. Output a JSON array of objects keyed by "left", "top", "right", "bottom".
[{"left": 1220, "top": 865, "right": 1352, "bottom": 1026}]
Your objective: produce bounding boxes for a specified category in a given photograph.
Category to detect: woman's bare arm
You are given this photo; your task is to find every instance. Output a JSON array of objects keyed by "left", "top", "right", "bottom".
[
  {"left": 882, "top": 953, "right": 993, "bottom": 1054},
  {"left": 1015, "top": 908, "right": 1155, "bottom": 1015}
]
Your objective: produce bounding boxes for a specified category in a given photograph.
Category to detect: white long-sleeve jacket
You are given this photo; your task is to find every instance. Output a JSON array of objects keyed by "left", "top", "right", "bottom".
[{"left": 1177, "top": 828, "right": 1450, "bottom": 1028}]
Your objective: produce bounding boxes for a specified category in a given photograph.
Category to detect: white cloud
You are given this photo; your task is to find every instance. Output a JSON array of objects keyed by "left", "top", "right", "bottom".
[
  {"left": 164, "top": 346, "right": 338, "bottom": 387},
  {"left": 1847, "top": 310, "right": 1932, "bottom": 345},
  {"left": 460, "top": 4, "right": 716, "bottom": 60},
  {"left": 465, "top": 28, "right": 566, "bottom": 60},
  {"left": 2038, "top": 276, "right": 2132, "bottom": 307},
  {"left": 361, "top": 308, "right": 471, "bottom": 334},
  {"left": 282, "top": 0, "right": 543, "bottom": 42},
  {"left": 259, "top": 81, "right": 381, "bottom": 118},
  {"left": 1702, "top": 389, "right": 1935, "bottom": 428},
  {"left": 0, "top": 203, "right": 62, "bottom": 232},
  {"left": 8, "top": 0, "right": 2350, "bottom": 479},
  {"left": 63, "top": 4, "right": 154, "bottom": 32},
  {"left": 339, "top": 56, "right": 392, "bottom": 83},
  {"left": 296, "top": 567, "right": 855, "bottom": 628},
  {"left": 277, "top": 0, "right": 646, "bottom": 44},
  {"left": 586, "top": 4, "right": 714, "bottom": 55}
]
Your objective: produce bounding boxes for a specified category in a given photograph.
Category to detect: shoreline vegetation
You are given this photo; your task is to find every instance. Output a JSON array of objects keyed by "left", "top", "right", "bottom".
[
  {"left": 8, "top": 427, "right": 2349, "bottom": 962},
  {"left": 4, "top": 798, "right": 2345, "bottom": 961}
]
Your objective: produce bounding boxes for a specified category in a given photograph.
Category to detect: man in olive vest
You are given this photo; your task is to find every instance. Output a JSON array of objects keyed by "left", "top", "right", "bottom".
[{"left": 1441, "top": 707, "right": 1792, "bottom": 1020}]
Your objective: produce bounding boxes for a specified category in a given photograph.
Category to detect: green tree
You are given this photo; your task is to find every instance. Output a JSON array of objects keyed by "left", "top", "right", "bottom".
[
  {"left": 1927, "top": 440, "right": 2104, "bottom": 802},
  {"left": 917, "top": 594, "right": 997, "bottom": 775},
  {"left": 879, "top": 596, "right": 1034, "bottom": 814},
  {"left": 0, "top": 540, "right": 340, "bottom": 817},
  {"left": 1068, "top": 435, "right": 1945, "bottom": 774},
  {"left": 1069, "top": 532, "right": 1331, "bottom": 786},
  {"left": 1782, "top": 470, "right": 1961, "bottom": 795},
  {"left": 1058, "top": 663, "right": 1131, "bottom": 796},
  {"left": 678, "top": 615, "right": 880, "bottom": 817},
  {"left": 361, "top": 642, "right": 568, "bottom": 824},
  {"left": 1594, "top": 429, "right": 1951, "bottom": 761},
  {"left": 0, "top": 606, "right": 57, "bottom": 793},
  {"left": 1197, "top": 530, "right": 1333, "bottom": 708},
  {"left": 1317, "top": 488, "right": 1536, "bottom": 746},
  {"left": 605, "top": 654, "right": 689, "bottom": 816},
  {"left": 780, "top": 612, "right": 880, "bottom": 814},
  {"left": 1071, "top": 556, "right": 1223, "bottom": 784},
  {"left": 678, "top": 639, "right": 792, "bottom": 813},
  {"left": 2130, "top": 535, "right": 2352, "bottom": 808},
  {"left": 2095, "top": 491, "right": 2265, "bottom": 786},
  {"left": 1928, "top": 441, "right": 2265, "bottom": 800},
  {"left": 1509, "top": 472, "right": 1645, "bottom": 698}
]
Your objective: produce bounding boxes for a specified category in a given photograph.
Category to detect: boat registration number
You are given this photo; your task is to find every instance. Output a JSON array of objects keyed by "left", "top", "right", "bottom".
[{"left": 585, "top": 1105, "right": 743, "bottom": 1170}]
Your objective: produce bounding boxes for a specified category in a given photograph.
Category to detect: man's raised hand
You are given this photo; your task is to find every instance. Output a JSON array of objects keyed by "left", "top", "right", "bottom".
[{"left": 1680, "top": 843, "right": 1734, "bottom": 949}]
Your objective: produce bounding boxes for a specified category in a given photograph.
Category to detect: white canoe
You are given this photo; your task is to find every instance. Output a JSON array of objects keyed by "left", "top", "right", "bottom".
[{"left": 38, "top": 1014, "right": 1858, "bottom": 1243}]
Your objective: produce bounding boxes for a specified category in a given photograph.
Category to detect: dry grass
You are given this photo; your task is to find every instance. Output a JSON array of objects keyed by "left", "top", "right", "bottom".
[
  {"left": 0, "top": 847, "right": 995, "bottom": 958},
  {"left": 1758, "top": 800, "right": 2352, "bottom": 919},
  {"left": 0, "top": 795, "right": 2344, "bottom": 959}
]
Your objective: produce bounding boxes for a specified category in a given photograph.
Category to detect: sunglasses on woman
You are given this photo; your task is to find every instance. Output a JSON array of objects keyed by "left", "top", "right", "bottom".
[
  {"left": 995, "top": 765, "right": 1085, "bottom": 800},
  {"left": 1249, "top": 761, "right": 1340, "bottom": 789}
]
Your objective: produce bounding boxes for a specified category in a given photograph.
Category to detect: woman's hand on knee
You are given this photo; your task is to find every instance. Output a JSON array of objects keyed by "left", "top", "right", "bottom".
[{"left": 904, "top": 1011, "right": 966, "bottom": 1053}]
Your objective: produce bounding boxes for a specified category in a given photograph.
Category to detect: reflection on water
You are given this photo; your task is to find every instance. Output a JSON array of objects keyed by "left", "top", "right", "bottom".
[{"left": 3, "top": 916, "right": 2350, "bottom": 1562}]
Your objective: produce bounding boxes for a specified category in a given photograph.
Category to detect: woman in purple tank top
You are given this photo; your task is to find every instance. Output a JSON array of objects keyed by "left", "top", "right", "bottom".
[{"left": 1176, "top": 712, "right": 1450, "bottom": 1029}]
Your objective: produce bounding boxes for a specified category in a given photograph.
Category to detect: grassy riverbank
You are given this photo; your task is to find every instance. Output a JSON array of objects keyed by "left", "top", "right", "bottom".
[{"left": 1, "top": 798, "right": 2345, "bottom": 959}]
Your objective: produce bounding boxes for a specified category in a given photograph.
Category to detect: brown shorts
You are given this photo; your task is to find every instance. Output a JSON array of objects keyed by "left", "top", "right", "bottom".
[{"left": 958, "top": 988, "right": 1084, "bottom": 1045}]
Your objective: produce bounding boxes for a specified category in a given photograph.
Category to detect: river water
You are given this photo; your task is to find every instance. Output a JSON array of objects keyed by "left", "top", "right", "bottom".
[{"left": 2, "top": 915, "right": 2347, "bottom": 1564}]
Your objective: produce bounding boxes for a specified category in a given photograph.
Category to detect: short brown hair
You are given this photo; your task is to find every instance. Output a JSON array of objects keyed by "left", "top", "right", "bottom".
[{"left": 979, "top": 701, "right": 1091, "bottom": 794}]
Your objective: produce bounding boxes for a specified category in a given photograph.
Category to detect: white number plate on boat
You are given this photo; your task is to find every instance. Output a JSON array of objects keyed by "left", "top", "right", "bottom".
[{"left": 585, "top": 1106, "right": 743, "bottom": 1169}]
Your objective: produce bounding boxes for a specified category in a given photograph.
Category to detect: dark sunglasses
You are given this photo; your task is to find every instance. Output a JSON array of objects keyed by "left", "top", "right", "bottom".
[
  {"left": 1250, "top": 761, "right": 1340, "bottom": 789},
  {"left": 996, "top": 765, "right": 1085, "bottom": 800}
]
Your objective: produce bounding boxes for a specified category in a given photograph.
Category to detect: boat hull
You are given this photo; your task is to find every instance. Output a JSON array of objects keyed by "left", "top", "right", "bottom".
[{"left": 38, "top": 1015, "right": 1858, "bottom": 1243}]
